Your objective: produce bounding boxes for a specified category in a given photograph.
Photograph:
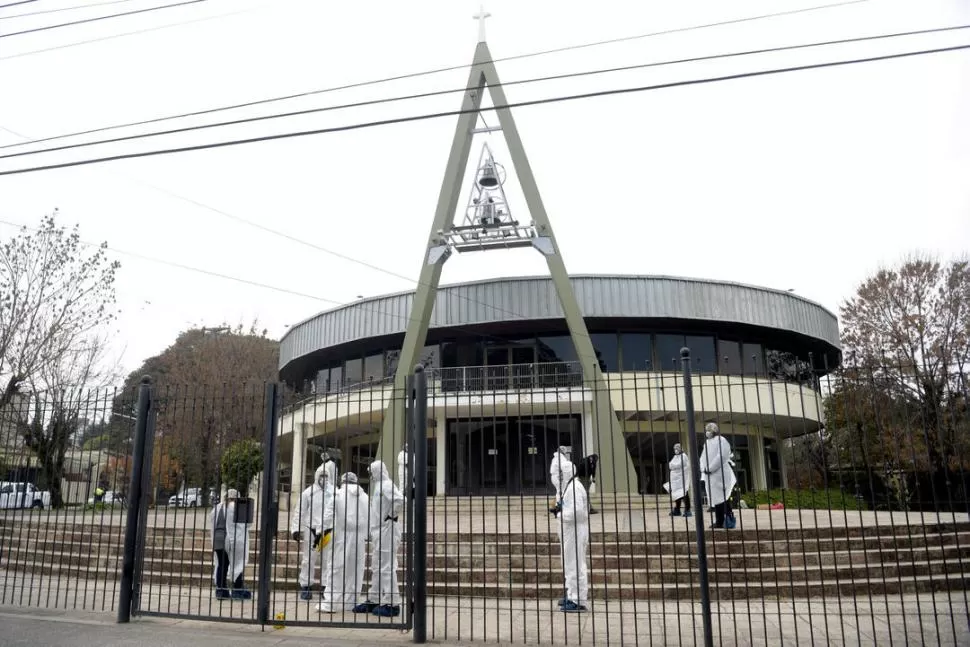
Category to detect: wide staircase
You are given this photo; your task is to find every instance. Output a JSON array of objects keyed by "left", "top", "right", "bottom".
[{"left": 2, "top": 511, "right": 969, "bottom": 601}]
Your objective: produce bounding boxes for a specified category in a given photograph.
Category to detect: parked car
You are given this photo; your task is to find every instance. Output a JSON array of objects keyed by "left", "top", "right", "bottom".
[
  {"left": 0, "top": 482, "right": 51, "bottom": 509},
  {"left": 168, "top": 487, "right": 217, "bottom": 507}
]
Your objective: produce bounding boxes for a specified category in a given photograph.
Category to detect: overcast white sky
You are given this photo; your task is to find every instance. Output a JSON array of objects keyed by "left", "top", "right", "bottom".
[{"left": 1, "top": 0, "right": 968, "bottom": 378}]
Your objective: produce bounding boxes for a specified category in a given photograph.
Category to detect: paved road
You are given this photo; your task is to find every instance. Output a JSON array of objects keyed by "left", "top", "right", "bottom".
[{"left": 0, "top": 609, "right": 414, "bottom": 647}]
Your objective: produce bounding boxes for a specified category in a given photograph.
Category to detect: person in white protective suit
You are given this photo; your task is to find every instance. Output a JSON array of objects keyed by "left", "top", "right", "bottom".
[
  {"left": 397, "top": 443, "right": 411, "bottom": 497},
  {"left": 353, "top": 460, "right": 405, "bottom": 617},
  {"left": 664, "top": 443, "right": 692, "bottom": 518},
  {"left": 549, "top": 446, "right": 572, "bottom": 503},
  {"left": 211, "top": 489, "right": 251, "bottom": 600},
  {"left": 290, "top": 463, "right": 335, "bottom": 600},
  {"left": 557, "top": 460, "right": 590, "bottom": 612},
  {"left": 699, "top": 422, "right": 738, "bottom": 529},
  {"left": 317, "top": 472, "right": 370, "bottom": 614}
]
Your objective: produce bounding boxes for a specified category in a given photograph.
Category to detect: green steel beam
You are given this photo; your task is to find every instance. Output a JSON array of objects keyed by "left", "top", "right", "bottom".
[{"left": 377, "top": 41, "right": 637, "bottom": 493}]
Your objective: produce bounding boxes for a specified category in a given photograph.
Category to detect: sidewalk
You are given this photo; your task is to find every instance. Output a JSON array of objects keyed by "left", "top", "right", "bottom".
[{"left": 0, "top": 607, "right": 417, "bottom": 647}]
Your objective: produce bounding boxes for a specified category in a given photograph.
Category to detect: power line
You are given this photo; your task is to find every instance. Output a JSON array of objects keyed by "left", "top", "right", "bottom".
[
  {"left": 1, "top": 43, "right": 965, "bottom": 178},
  {"left": 2, "top": 0, "right": 866, "bottom": 148},
  {"left": 0, "top": 217, "right": 540, "bottom": 347},
  {"left": 0, "top": 2, "right": 267, "bottom": 59},
  {"left": 0, "top": 0, "right": 206, "bottom": 38},
  {"left": 0, "top": 0, "right": 141, "bottom": 20},
  {"left": 0, "top": 126, "right": 544, "bottom": 334},
  {"left": 0, "top": 1, "right": 38, "bottom": 10},
  {"left": 3, "top": 24, "right": 964, "bottom": 160}
]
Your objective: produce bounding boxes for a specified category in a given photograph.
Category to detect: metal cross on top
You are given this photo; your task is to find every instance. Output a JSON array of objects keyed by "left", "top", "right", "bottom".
[{"left": 473, "top": 4, "right": 491, "bottom": 42}]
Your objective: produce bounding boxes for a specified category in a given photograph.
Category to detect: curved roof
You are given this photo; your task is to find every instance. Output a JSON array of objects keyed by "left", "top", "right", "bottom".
[{"left": 280, "top": 274, "right": 840, "bottom": 370}]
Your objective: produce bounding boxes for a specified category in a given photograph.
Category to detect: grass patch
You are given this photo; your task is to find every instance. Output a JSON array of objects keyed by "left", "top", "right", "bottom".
[{"left": 742, "top": 488, "right": 867, "bottom": 511}]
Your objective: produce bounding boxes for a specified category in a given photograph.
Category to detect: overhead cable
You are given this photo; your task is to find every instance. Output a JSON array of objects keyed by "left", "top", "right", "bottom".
[
  {"left": 0, "top": 43, "right": 965, "bottom": 178},
  {"left": 2, "top": 24, "right": 964, "bottom": 160},
  {"left": 1, "top": 0, "right": 867, "bottom": 147},
  {"left": 0, "top": 0, "right": 206, "bottom": 38}
]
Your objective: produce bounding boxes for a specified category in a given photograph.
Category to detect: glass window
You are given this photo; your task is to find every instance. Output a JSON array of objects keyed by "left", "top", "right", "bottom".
[
  {"left": 589, "top": 333, "right": 619, "bottom": 372},
  {"left": 344, "top": 358, "right": 363, "bottom": 384},
  {"left": 766, "top": 349, "right": 812, "bottom": 383},
  {"left": 536, "top": 336, "right": 577, "bottom": 364},
  {"left": 384, "top": 350, "right": 400, "bottom": 377},
  {"left": 363, "top": 354, "right": 383, "bottom": 381},
  {"left": 685, "top": 336, "right": 716, "bottom": 373},
  {"left": 718, "top": 339, "right": 742, "bottom": 374},
  {"left": 742, "top": 343, "right": 765, "bottom": 376},
  {"left": 419, "top": 344, "right": 439, "bottom": 369},
  {"left": 620, "top": 333, "right": 652, "bottom": 371},
  {"left": 329, "top": 365, "right": 343, "bottom": 391},
  {"left": 315, "top": 369, "right": 329, "bottom": 393},
  {"left": 654, "top": 334, "right": 685, "bottom": 371}
]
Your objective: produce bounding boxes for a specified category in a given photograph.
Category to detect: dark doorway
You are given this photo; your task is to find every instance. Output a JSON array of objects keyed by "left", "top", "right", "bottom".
[{"left": 446, "top": 415, "right": 581, "bottom": 495}]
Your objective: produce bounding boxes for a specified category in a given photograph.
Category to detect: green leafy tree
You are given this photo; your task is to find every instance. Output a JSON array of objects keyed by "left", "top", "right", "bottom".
[{"left": 221, "top": 439, "right": 263, "bottom": 498}]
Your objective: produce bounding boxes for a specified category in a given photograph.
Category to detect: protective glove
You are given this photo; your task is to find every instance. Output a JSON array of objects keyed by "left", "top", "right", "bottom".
[
  {"left": 292, "top": 531, "right": 303, "bottom": 542},
  {"left": 313, "top": 529, "right": 333, "bottom": 552},
  {"left": 549, "top": 501, "right": 562, "bottom": 517},
  {"left": 384, "top": 515, "right": 399, "bottom": 523}
]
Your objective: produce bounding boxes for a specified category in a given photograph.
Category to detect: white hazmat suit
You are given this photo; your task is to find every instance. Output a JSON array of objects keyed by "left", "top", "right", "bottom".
[
  {"left": 558, "top": 461, "right": 590, "bottom": 612},
  {"left": 318, "top": 472, "right": 370, "bottom": 613},
  {"left": 290, "top": 464, "right": 334, "bottom": 597},
  {"left": 664, "top": 444, "right": 692, "bottom": 516},
  {"left": 365, "top": 460, "right": 404, "bottom": 615},
  {"left": 397, "top": 445, "right": 410, "bottom": 496},
  {"left": 699, "top": 423, "right": 738, "bottom": 528},
  {"left": 212, "top": 489, "right": 251, "bottom": 599}
]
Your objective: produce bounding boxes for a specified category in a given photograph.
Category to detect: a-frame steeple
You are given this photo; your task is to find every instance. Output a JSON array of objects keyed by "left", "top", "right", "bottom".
[{"left": 379, "top": 19, "right": 636, "bottom": 494}]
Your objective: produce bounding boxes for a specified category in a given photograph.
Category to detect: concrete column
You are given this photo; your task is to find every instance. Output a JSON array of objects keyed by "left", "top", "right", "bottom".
[
  {"left": 290, "top": 422, "right": 308, "bottom": 511},
  {"left": 435, "top": 412, "right": 447, "bottom": 496},
  {"left": 749, "top": 427, "right": 767, "bottom": 491},
  {"left": 581, "top": 406, "right": 595, "bottom": 456}
]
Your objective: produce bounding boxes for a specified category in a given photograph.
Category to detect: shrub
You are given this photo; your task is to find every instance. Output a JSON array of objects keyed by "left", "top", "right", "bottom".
[
  {"left": 741, "top": 488, "right": 867, "bottom": 511},
  {"left": 220, "top": 439, "right": 263, "bottom": 498}
]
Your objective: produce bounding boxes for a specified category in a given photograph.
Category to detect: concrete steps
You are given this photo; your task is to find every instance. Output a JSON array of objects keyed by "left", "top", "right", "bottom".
[{"left": 3, "top": 518, "right": 970, "bottom": 601}]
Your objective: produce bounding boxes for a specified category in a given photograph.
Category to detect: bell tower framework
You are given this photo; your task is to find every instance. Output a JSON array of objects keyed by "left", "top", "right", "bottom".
[{"left": 378, "top": 10, "right": 636, "bottom": 494}]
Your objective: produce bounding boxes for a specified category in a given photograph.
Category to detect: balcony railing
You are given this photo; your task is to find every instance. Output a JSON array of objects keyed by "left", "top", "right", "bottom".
[{"left": 430, "top": 362, "right": 584, "bottom": 393}]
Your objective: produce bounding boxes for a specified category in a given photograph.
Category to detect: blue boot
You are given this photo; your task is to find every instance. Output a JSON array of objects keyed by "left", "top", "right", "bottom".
[
  {"left": 373, "top": 604, "right": 400, "bottom": 617},
  {"left": 299, "top": 586, "right": 312, "bottom": 601}
]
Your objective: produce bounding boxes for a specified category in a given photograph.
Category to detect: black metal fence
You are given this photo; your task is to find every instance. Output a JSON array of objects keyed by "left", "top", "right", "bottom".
[{"left": 1, "top": 351, "right": 968, "bottom": 645}]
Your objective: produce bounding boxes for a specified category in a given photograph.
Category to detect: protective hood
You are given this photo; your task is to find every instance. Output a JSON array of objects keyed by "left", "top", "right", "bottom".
[
  {"left": 704, "top": 422, "right": 719, "bottom": 438},
  {"left": 369, "top": 460, "right": 392, "bottom": 487},
  {"left": 341, "top": 471, "right": 358, "bottom": 485},
  {"left": 314, "top": 464, "right": 328, "bottom": 488},
  {"left": 560, "top": 460, "right": 576, "bottom": 482}
]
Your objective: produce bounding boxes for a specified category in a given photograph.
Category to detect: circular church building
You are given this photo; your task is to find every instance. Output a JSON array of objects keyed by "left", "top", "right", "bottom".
[{"left": 278, "top": 274, "right": 840, "bottom": 499}]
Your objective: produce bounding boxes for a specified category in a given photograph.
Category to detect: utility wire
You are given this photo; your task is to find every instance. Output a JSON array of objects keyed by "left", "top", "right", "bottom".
[
  {"left": 1, "top": 0, "right": 140, "bottom": 20},
  {"left": 3, "top": 24, "right": 964, "bottom": 160},
  {"left": 0, "top": 216, "right": 546, "bottom": 348},
  {"left": 0, "top": 0, "right": 206, "bottom": 38},
  {"left": 0, "top": 1, "right": 38, "bottom": 10},
  {"left": 2, "top": 0, "right": 866, "bottom": 148},
  {"left": 0, "top": 126, "right": 546, "bottom": 335},
  {"left": 0, "top": 2, "right": 266, "bottom": 58},
  {"left": 1, "top": 43, "right": 965, "bottom": 177}
]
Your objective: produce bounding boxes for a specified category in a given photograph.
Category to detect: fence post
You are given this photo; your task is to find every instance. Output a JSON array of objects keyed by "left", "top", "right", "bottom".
[
  {"left": 118, "top": 375, "right": 152, "bottom": 624},
  {"left": 412, "top": 365, "right": 428, "bottom": 643},
  {"left": 257, "top": 383, "right": 280, "bottom": 626},
  {"left": 681, "top": 348, "right": 714, "bottom": 647}
]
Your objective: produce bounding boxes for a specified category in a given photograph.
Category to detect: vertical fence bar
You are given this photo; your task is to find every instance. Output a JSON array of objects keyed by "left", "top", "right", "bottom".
[
  {"left": 117, "top": 376, "right": 152, "bottom": 623},
  {"left": 257, "top": 383, "right": 280, "bottom": 625},
  {"left": 413, "top": 365, "right": 429, "bottom": 643},
  {"left": 680, "top": 349, "right": 713, "bottom": 647}
]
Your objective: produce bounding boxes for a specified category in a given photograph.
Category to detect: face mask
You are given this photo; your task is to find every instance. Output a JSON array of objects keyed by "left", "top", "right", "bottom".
[
  {"left": 674, "top": 448, "right": 682, "bottom": 455},
  {"left": 705, "top": 430, "right": 714, "bottom": 439}
]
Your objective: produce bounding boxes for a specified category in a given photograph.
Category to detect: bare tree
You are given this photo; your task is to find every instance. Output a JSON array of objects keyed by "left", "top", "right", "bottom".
[
  {"left": 18, "top": 335, "right": 118, "bottom": 508},
  {"left": 839, "top": 254, "right": 970, "bottom": 500},
  {"left": 0, "top": 213, "right": 120, "bottom": 412}
]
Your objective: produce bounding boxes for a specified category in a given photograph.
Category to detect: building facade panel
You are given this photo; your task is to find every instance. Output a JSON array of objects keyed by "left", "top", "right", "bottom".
[{"left": 280, "top": 275, "right": 841, "bottom": 371}]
